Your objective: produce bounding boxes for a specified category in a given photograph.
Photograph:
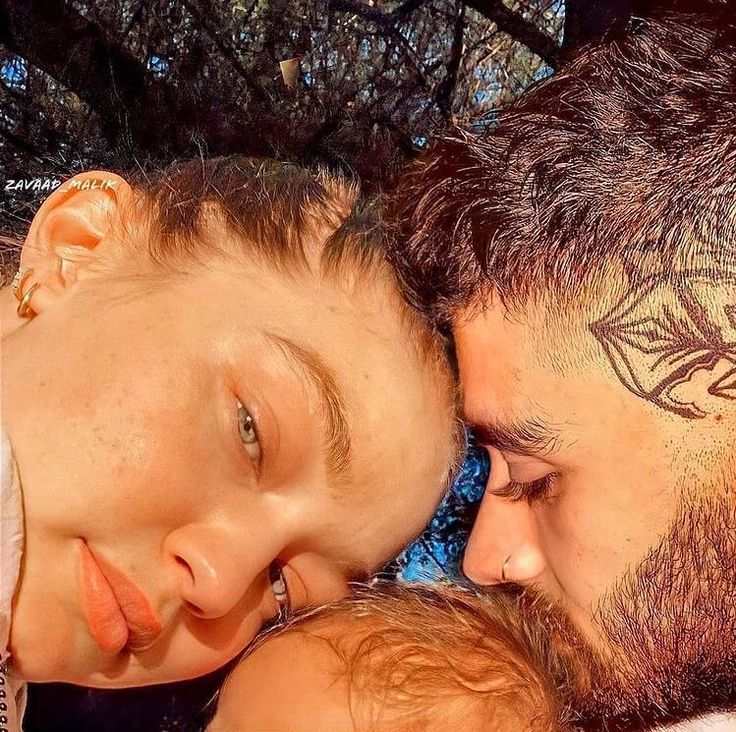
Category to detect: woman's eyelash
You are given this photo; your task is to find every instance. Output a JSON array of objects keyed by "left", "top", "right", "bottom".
[
  {"left": 236, "top": 400, "right": 259, "bottom": 445},
  {"left": 236, "top": 399, "right": 263, "bottom": 467},
  {"left": 268, "top": 562, "right": 292, "bottom": 622},
  {"left": 491, "top": 474, "right": 557, "bottom": 503}
]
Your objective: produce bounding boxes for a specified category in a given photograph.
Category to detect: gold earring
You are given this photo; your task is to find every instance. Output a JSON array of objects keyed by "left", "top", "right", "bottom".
[
  {"left": 13, "top": 267, "right": 40, "bottom": 319},
  {"left": 11, "top": 267, "right": 33, "bottom": 300},
  {"left": 17, "top": 282, "right": 40, "bottom": 318}
]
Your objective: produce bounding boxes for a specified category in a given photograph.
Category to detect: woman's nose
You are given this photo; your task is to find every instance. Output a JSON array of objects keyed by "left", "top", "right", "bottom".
[
  {"left": 463, "top": 490, "right": 547, "bottom": 586},
  {"left": 163, "top": 523, "right": 277, "bottom": 619}
]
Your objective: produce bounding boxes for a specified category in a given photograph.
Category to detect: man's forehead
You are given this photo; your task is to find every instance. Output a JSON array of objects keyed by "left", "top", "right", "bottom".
[
  {"left": 453, "top": 299, "right": 546, "bottom": 380},
  {"left": 453, "top": 294, "right": 599, "bottom": 375},
  {"left": 452, "top": 298, "right": 590, "bottom": 431},
  {"left": 454, "top": 323, "right": 539, "bottom": 427}
]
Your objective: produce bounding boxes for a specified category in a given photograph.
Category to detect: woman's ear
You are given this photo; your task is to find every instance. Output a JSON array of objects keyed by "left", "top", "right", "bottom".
[{"left": 19, "top": 170, "right": 133, "bottom": 314}]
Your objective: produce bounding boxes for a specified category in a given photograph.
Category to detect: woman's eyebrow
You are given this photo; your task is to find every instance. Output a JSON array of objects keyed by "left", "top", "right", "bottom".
[
  {"left": 468, "top": 417, "right": 563, "bottom": 456},
  {"left": 264, "top": 332, "right": 352, "bottom": 486}
]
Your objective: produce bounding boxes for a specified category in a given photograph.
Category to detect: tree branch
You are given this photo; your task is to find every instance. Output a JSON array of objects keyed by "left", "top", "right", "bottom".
[
  {"left": 330, "top": 0, "right": 430, "bottom": 83},
  {"left": 396, "top": 0, "right": 426, "bottom": 16},
  {"left": 0, "top": 0, "right": 161, "bottom": 153},
  {"left": 562, "top": 0, "right": 632, "bottom": 55},
  {"left": 178, "top": 0, "right": 272, "bottom": 105},
  {"left": 435, "top": 3, "right": 465, "bottom": 116},
  {"left": 463, "top": 0, "right": 560, "bottom": 66},
  {"left": 0, "top": 120, "right": 44, "bottom": 158},
  {"left": 331, "top": 0, "right": 423, "bottom": 24}
]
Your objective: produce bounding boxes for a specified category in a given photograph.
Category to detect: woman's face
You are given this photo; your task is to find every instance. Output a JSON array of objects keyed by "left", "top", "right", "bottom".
[{"left": 2, "top": 252, "right": 455, "bottom": 687}]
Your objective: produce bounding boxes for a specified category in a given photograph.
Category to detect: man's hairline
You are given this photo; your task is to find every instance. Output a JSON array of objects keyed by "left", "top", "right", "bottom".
[{"left": 447, "top": 285, "right": 621, "bottom": 417}]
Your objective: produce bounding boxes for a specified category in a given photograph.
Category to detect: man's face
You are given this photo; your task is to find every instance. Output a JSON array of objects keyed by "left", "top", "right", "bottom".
[
  {"left": 455, "top": 283, "right": 736, "bottom": 720},
  {"left": 2, "top": 255, "right": 455, "bottom": 687}
]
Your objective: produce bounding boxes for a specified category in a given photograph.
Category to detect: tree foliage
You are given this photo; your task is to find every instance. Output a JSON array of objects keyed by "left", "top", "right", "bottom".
[{"left": 0, "top": 0, "right": 574, "bottom": 236}]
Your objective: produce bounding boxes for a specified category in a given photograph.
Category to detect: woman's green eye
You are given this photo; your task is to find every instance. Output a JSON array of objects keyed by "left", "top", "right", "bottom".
[{"left": 236, "top": 400, "right": 261, "bottom": 463}]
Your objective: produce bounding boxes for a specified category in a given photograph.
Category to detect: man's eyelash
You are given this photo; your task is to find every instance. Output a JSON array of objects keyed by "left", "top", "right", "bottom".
[{"left": 491, "top": 474, "right": 557, "bottom": 503}]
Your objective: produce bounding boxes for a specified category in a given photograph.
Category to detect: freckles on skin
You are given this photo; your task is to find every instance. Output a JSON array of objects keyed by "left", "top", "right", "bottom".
[{"left": 7, "top": 248, "right": 456, "bottom": 687}]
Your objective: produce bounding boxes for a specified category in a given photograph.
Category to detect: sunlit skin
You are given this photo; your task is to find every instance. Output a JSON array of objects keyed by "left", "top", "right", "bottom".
[
  {"left": 1, "top": 171, "right": 456, "bottom": 687},
  {"left": 457, "top": 291, "right": 735, "bottom": 653},
  {"left": 208, "top": 620, "right": 471, "bottom": 732},
  {"left": 208, "top": 627, "right": 357, "bottom": 732}
]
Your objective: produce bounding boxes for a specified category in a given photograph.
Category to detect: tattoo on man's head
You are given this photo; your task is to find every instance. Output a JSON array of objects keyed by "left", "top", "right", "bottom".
[{"left": 590, "top": 268, "right": 736, "bottom": 419}]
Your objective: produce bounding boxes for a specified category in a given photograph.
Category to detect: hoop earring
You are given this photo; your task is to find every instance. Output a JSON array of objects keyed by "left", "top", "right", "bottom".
[
  {"left": 11, "top": 267, "right": 33, "bottom": 300},
  {"left": 16, "top": 281, "right": 40, "bottom": 319}
]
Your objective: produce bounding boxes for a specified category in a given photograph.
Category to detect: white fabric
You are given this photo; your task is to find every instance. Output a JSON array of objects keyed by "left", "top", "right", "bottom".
[
  {"left": 661, "top": 714, "right": 736, "bottom": 731},
  {"left": 1, "top": 425, "right": 26, "bottom": 732}
]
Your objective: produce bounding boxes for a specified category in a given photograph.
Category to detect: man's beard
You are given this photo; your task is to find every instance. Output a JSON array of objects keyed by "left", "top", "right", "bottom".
[{"left": 517, "top": 492, "right": 736, "bottom": 731}]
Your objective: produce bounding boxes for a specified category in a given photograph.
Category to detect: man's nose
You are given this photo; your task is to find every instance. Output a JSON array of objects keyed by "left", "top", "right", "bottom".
[
  {"left": 463, "top": 491, "right": 547, "bottom": 586},
  {"left": 163, "top": 523, "right": 278, "bottom": 619}
]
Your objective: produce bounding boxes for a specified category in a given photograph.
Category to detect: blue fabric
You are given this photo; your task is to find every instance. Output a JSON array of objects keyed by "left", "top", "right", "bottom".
[{"left": 384, "top": 432, "right": 489, "bottom": 584}]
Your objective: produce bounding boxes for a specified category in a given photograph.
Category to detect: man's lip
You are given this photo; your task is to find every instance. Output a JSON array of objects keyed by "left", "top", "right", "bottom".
[{"left": 81, "top": 542, "right": 163, "bottom": 653}]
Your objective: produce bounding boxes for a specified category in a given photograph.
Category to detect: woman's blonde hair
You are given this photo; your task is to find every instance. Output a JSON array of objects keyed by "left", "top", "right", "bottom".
[{"left": 6, "top": 157, "right": 462, "bottom": 412}]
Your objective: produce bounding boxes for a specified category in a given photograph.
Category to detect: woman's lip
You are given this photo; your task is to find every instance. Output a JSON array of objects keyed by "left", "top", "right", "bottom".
[
  {"left": 79, "top": 542, "right": 129, "bottom": 654},
  {"left": 80, "top": 542, "right": 163, "bottom": 653}
]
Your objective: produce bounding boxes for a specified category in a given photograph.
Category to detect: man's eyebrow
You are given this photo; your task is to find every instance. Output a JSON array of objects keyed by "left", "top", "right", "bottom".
[
  {"left": 264, "top": 332, "right": 352, "bottom": 483},
  {"left": 467, "top": 417, "right": 563, "bottom": 456}
]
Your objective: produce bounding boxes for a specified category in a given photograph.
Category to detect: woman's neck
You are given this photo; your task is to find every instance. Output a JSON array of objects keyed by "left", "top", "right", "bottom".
[{"left": 0, "top": 286, "right": 25, "bottom": 339}]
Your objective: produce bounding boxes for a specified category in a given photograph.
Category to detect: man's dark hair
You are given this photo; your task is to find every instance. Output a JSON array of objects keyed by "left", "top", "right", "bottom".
[{"left": 390, "top": 4, "right": 736, "bottom": 329}]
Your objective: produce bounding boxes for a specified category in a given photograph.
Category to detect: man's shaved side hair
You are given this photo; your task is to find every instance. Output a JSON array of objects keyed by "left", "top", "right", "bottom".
[{"left": 390, "top": 3, "right": 736, "bottom": 328}]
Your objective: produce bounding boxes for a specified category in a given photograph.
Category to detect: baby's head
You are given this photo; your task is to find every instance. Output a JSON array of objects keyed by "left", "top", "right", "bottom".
[
  {"left": 3, "top": 158, "right": 462, "bottom": 686},
  {"left": 210, "top": 583, "right": 571, "bottom": 732}
]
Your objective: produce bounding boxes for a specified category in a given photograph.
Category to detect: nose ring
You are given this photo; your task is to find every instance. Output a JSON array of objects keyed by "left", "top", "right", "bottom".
[{"left": 501, "top": 554, "right": 511, "bottom": 582}]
